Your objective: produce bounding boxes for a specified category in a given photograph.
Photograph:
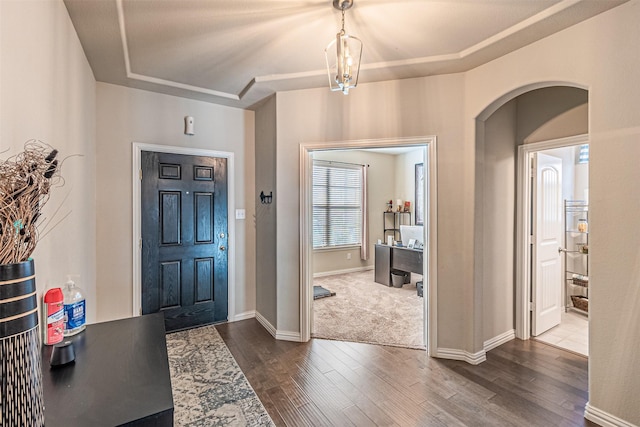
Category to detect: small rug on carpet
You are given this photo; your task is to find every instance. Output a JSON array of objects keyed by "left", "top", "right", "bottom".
[
  {"left": 313, "top": 270, "right": 425, "bottom": 349},
  {"left": 166, "top": 325, "right": 275, "bottom": 426},
  {"left": 313, "top": 285, "right": 336, "bottom": 300}
]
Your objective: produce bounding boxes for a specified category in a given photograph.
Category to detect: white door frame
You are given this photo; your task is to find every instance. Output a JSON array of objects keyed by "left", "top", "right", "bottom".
[
  {"left": 515, "top": 134, "right": 588, "bottom": 339},
  {"left": 299, "top": 136, "right": 438, "bottom": 355},
  {"left": 131, "top": 142, "right": 236, "bottom": 320}
]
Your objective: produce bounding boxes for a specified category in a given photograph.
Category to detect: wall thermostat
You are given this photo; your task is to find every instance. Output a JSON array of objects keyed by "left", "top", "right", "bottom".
[{"left": 184, "top": 116, "right": 195, "bottom": 135}]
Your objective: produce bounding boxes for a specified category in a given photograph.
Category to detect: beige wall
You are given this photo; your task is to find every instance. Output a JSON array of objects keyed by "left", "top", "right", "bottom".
[
  {"left": 311, "top": 150, "right": 396, "bottom": 275},
  {"left": 254, "top": 95, "right": 277, "bottom": 327},
  {"left": 526, "top": 104, "right": 589, "bottom": 144},
  {"left": 478, "top": 99, "right": 517, "bottom": 343},
  {"left": 275, "top": 73, "right": 466, "bottom": 342},
  {"left": 465, "top": 1, "right": 640, "bottom": 423},
  {"left": 515, "top": 87, "right": 588, "bottom": 144},
  {"left": 395, "top": 149, "right": 425, "bottom": 224},
  {"left": 95, "top": 83, "right": 256, "bottom": 322},
  {"left": 0, "top": 0, "right": 97, "bottom": 322}
]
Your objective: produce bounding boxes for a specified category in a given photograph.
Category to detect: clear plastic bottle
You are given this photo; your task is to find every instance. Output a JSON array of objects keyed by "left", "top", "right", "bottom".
[{"left": 63, "top": 275, "right": 86, "bottom": 336}]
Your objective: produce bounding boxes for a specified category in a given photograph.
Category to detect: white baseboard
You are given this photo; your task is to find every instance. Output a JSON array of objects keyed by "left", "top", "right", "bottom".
[
  {"left": 313, "top": 265, "right": 374, "bottom": 278},
  {"left": 255, "top": 312, "right": 302, "bottom": 342},
  {"left": 232, "top": 310, "right": 256, "bottom": 322},
  {"left": 433, "top": 330, "right": 515, "bottom": 366},
  {"left": 435, "top": 347, "right": 487, "bottom": 365},
  {"left": 255, "top": 311, "right": 276, "bottom": 338},
  {"left": 484, "top": 329, "right": 516, "bottom": 352},
  {"left": 585, "top": 402, "right": 639, "bottom": 427},
  {"left": 275, "top": 330, "right": 302, "bottom": 342}
]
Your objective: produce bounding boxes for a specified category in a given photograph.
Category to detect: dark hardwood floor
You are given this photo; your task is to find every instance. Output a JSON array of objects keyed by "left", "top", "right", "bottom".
[{"left": 216, "top": 319, "right": 596, "bottom": 427}]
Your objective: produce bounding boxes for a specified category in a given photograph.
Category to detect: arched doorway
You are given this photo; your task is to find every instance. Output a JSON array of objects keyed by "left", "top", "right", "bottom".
[{"left": 474, "top": 85, "right": 589, "bottom": 355}]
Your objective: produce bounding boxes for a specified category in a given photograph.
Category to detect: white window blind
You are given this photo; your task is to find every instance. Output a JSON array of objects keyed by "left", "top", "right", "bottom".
[{"left": 313, "top": 160, "right": 363, "bottom": 249}]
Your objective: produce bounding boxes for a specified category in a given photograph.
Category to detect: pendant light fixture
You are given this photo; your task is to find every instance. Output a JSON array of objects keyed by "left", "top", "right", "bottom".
[{"left": 325, "top": 0, "right": 363, "bottom": 95}]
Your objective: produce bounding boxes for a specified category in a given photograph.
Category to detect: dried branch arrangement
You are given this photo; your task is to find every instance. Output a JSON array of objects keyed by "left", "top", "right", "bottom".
[{"left": 0, "top": 141, "right": 62, "bottom": 264}]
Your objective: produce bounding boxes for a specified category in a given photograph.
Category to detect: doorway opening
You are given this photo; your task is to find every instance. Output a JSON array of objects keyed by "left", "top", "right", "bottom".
[
  {"left": 310, "top": 146, "right": 425, "bottom": 349},
  {"left": 518, "top": 136, "right": 589, "bottom": 356},
  {"left": 299, "top": 136, "right": 438, "bottom": 356},
  {"left": 475, "top": 84, "right": 589, "bottom": 362}
]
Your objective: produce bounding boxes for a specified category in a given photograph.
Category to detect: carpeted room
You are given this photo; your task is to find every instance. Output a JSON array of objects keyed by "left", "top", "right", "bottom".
[
  {"left": 313, "top": 270, "right": 424, "bottom": 349},
  {"left": 309, "top": 148, "right": 426, "bottom": 350}
]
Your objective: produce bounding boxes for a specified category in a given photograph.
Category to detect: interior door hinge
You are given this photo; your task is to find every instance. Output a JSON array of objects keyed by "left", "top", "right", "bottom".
[
  {"left": 528, "top": 234, "right": 535, "bottom": 245},
  {"left": 529, "top": 302, "right": 535, "bottom": 312},
  {"left": 139, "top": 169, "right": 143, "bottom": 180},
  {"left": 139, "top": 238, "right": 143, "bottom": 250}
]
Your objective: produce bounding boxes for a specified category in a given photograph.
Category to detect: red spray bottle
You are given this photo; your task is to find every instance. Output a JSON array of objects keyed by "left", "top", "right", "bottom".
[{"left": 43, "top": 287, "right": 65, "bottom": 345}]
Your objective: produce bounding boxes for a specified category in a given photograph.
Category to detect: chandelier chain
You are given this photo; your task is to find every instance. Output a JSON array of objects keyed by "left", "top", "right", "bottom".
[{"left": 341, "top": 8, "right": 345, "bottom": 32}]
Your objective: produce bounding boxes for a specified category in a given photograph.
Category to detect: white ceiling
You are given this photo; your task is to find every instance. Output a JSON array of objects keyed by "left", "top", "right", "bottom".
[{"left": 64, "top": 0, "right": 627, "bottom": 110}]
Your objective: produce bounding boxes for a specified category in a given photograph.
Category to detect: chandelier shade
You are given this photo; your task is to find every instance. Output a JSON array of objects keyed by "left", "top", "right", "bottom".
[{"left": 325, "top": 0, "right": 362, "bottom": 95}]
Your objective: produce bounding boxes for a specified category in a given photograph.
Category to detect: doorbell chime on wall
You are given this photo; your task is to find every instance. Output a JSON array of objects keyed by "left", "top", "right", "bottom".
[{"left": 184, "top": 116, "right": 195, "bottom": 135}]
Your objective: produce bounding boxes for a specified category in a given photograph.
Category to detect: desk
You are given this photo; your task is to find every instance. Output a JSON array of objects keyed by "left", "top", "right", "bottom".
[
  {"left": 375, "top": 244, "right": 423, "bottom": 286},
  {"left": 42, "top": 313, "right": 174, "bottom": 426}
]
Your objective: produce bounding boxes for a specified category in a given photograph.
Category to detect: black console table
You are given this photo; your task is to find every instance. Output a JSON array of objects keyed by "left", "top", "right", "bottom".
[
  {"left": 41, "top": 313, "right": 174, "bottom": 426},
  {"left": 375, "top": 243, "right": 423, "bottom": 286}
]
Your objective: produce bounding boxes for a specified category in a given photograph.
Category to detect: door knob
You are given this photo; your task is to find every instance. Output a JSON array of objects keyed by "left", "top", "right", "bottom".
[{"left": 219, "top": 246, "right": 226, "bottom": 251}]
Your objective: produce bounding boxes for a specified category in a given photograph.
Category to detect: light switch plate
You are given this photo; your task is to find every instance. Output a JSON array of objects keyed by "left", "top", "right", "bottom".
[{"left": 235, "top": 209, "right": 246, "bottom": 220}]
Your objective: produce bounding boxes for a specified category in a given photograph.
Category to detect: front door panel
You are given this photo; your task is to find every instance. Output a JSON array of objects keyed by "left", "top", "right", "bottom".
[{"left": 141, "top": 151, "right": 228, "bottom": 332}]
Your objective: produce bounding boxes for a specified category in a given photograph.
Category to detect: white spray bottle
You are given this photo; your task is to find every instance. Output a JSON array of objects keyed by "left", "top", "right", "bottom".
[{"left": 63, "top": 275, "right": 86, "bottom": 336}]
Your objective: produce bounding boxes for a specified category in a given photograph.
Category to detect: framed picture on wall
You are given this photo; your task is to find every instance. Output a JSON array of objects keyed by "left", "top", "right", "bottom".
[{"left": 415, "top": 163, "right": 424, "bottom": 225}]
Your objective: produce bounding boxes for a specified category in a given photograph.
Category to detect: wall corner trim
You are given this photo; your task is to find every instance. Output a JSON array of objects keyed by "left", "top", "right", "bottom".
[
  {"left": 255, "top": 312, "right": 301, "bottom": 342},
  {"left": 275, "top": 330, "right": 302, "bottom": 342},
  {"left": 232, "top": 311, "right": 256, "bottom": 322},
  {"left": 584, "top": 402, "right": 638, "bottom": 427},
  {"left": 255, "top": 311, "right": 276, "bottom": 338},
  {"left": 483, "top": 329, "right": 516, "bottom": 352},
  {"left": 435, "top": 347, "right": 487, "bottom": 365}
]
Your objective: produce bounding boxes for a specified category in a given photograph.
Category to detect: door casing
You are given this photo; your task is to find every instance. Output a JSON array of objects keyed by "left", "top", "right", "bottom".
[
  {"left": 515, "top": 134, "right": 588, "bottom": 340},
  {"left": 132, "top": 142, "right": 236, "bottom": 320},
  {"left": 299, "top": 136, "right": 438, "bottom": 356}
]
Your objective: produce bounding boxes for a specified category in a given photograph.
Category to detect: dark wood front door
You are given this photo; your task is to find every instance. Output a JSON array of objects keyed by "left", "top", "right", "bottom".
[{"left": 141, "top": 151, "right": 228, "bottom": 332}]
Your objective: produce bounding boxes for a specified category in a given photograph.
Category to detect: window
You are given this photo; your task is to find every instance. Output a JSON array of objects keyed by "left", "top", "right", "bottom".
[
  {"left": 312, "top": 160, "right": 363, "bottom": 249},
  {"left": 578, "top": 144, "right": 589, "bottom": 164}
]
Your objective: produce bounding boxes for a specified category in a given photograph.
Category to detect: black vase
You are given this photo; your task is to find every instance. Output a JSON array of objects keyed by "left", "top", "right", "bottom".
[{"left": 0, "top": 259, "right": 45, "bottom": 426}]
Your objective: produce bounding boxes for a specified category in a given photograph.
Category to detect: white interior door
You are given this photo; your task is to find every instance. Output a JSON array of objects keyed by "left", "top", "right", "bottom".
[{"left": 532, "top": 152, "right": 563, "bottom": 336}]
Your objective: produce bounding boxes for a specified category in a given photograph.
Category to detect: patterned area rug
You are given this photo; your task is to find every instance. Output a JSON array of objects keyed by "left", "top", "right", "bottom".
[
  {"left": 166, "top": 325, "right": 275, "bottom": 426},
  {"left": 313, "top": 270, "right": 425, "bottom": 349}
]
